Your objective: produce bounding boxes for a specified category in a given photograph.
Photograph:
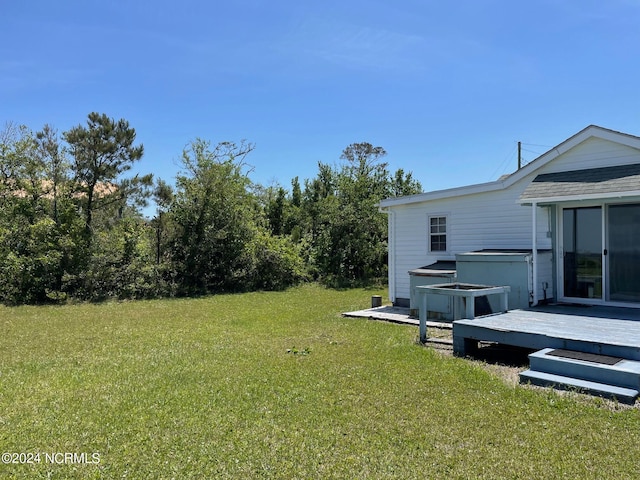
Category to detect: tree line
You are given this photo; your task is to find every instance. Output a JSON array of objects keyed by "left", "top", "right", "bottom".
[{"left": 0, "top": 112, "right": 421, "bottom": 304}]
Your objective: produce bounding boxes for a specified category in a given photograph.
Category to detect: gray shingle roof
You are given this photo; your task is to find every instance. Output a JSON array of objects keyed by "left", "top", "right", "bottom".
[{"left": 520, "top": 164, "right": 640, "bottom": 201}]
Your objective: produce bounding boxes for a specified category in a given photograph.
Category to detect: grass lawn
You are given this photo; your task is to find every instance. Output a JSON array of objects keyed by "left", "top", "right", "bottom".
[{"left": 1, "top": 284, "right": 640, "bottom": 479}]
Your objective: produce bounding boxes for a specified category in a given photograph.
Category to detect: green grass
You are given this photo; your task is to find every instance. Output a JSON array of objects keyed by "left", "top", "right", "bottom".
[{"left": 1, "top": 284, "right": 639, "bottom": 479}]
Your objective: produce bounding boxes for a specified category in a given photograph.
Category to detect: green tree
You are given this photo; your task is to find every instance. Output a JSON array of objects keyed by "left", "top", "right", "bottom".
[
  {"left": 283, "top": 176, "right": 303, "bottom": 239},
  {"left": 0, "top": 115, "right": 424, "bottom": 303},
  {"left": 58, "top": 113, "right": 156, "bottom": 301},
  {"left": 316, "top": 143, "right": 389, "bottom": 283},
  {"left": 63, "top": 112, "right": 147, "bottom": 237},
  {"left": 0, "top": 124, "right": 77, "bottom": 303},
  {"left": 168, "top": 139, "right": 258, "bottom": 293},
  {"left": 301, "top": 142, "right": 421, "bottom": 285},
  {"left": 266, "top": 186, "right": 286, "bottom": 235},
  {"left": 302, "top": 162, "right": 336, "bottom": 243},
  {"left": 291, "top": 176, "right": 302, "bottom": 207},
  {"left": 35, "top": 125, "right": 68, "bottom": 224},
  {"left": 151, "top": 179, "right": 174, "bottom": 265},
  {"left": 389, "top": 168, "right": 422, "bottom": 197},
  {"left": 167, "top": 139, "right": 308, "bottom": 294}
]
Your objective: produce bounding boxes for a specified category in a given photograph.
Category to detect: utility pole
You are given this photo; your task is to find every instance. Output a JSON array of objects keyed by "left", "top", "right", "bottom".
[{"left": 517, "top": 141, "right": 522, "bottom": 170}]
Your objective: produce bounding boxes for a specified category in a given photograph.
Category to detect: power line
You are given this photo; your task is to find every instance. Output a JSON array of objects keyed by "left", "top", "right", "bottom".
[
  {"left": 520, "top": 142, "right": 553, "bottom": 149},
  {"left": 489, "top": 141, "right": 553, "bottom": 180},
  {"left": 489, "top": 142, "right": 518, "bottom": 180}
]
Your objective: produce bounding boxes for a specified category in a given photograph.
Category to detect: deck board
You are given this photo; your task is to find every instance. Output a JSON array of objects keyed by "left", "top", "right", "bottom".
[
  {"left": 453, "top": 305, "right": 640, "bottom": 360},
  {"left": 343, "top": 306, "right": 418, "bottom": 325},
  {"left": 343, "top": 306, "right": 453, "bottom": 329}
]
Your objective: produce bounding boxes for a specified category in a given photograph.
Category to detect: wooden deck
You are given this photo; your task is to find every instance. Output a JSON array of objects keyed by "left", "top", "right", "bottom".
[
  {"left": 343, "top": 306, "right": 419, "bottom": 325},
  {"left": 453, "top": 304, "right": 640, "bottom": 360},
  {"left": 343, "top": 306, "right": 454, "bottom": 345}
]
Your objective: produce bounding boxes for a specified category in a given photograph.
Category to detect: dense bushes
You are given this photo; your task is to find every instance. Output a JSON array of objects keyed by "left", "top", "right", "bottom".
[{"left": 0, "top": 115, "right": 421, "bottom": 304}]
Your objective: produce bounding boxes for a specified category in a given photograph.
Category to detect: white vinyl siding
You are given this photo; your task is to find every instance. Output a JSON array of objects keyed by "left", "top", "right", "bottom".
[
  {"left": 384, "top": 130, "right": 640, "bottom": 304},
  {"left": 390, "top": 171, "right": 552, "bottom": 301},
  {"left": 539, "top": 138, "right": 640, "bottom": 175}
]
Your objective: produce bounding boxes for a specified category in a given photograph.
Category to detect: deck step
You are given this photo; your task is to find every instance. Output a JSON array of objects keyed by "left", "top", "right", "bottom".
[
  {"left": 519, "top": 370, "right": 639, "bottom": 404},
  {"left": 529, "top": 348, "right": 640, "bottom": 390}
]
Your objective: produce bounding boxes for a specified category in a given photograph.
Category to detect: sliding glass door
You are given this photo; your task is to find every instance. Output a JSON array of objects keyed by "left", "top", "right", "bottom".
[
  {"left": 562, "top": 207, "right": 603, "bottom": 300},
  {"left": 608, "top": 204, "right": 640, "bottom": 303},
  {"left": 561, "top": 203, "right": 640, "bottom": 304}
]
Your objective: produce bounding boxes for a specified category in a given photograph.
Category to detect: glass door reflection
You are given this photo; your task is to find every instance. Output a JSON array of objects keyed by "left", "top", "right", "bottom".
[{"left": 563, "top": 207, "right": 603, "bottom": 299}]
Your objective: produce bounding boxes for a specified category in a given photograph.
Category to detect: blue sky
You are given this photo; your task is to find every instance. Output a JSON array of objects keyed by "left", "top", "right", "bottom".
[{"left": 2, "top": 0, "right": 640, "bottom": 197}]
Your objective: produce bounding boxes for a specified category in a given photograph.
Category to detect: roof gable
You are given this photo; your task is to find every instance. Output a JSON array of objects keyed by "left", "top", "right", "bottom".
[{"left": 380, "top": 125, "right": 640, "bottom": 208}]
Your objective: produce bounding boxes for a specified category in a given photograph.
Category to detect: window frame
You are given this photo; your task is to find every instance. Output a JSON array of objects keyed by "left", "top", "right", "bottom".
[{"left": 428, "top": 214, "right": 448, "bottom": 253}]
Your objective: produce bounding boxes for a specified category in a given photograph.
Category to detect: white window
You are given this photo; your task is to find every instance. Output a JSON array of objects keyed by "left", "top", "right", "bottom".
[{"left": 429, "top": 216, "right": 447, "bottom": 252}]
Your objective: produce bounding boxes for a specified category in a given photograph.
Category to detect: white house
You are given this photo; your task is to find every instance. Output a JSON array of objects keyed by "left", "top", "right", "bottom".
[{"left": 379, "top": 125, "right": 640, "bottom": 314}]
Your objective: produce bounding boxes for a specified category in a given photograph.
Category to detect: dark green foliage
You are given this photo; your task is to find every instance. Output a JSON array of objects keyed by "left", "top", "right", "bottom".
[
  {"left": 0, "top": 115, "right": 422, "bottom": 304},
  {"left": 266, "top": 186, "right": 286, "bottom": 235},
  {"left": 63, "top": 112, "right": 148, "bottom": 236},
  {"left": 167, "top": 139, "right": 258, "bottom": 293},
  {"left": 0, "top": 124, "right": 76, "bottom": 303},
  {"left": 0, "top": 117, "right": 159, "bottom": 303},
  {"left": 151, "top": 178, "right": 174, "bottom": 266},
  {"left": 291, "top": 175, "right": 302, "bottom": 207},
  {"left": 390, "top": 168, "right": 422, "bottom": 197},
  {"left": 299, "top": 143, "right": 422, "bottom": 286},
  {"left": 166, "top": 139, "right": 306, "bottom": 294},
  {"left": 60, "top": 113, "right": 155, "bottom": 300},
  {"left": 244, "top": 228, "right": 309, "bottom": 290}
]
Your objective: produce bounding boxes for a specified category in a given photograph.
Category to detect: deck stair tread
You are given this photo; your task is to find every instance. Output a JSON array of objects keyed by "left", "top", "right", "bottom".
[
  {"left": 546, "top": 348, "right": 623, "bottom": 365},
  {"left": 527, "top": 348, "right": 640, "bottom": 390},
  {"left": 519, "top": 369, "right": 639, "bottom": 404},
  {"left": 521, "top": 348, "right": 640, "bottom": 403}
]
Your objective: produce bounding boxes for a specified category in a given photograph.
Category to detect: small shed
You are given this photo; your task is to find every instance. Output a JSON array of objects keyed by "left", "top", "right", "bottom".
[
  {"left": 408, "top": 261, "right": 456, "bottom": 319},
  {"left": 455, "top": 250, "right": 553, "bottom": 310}
]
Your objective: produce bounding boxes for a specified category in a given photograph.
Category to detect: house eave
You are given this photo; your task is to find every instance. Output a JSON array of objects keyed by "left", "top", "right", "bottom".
[
  {"left": 379, "top": 179, "right": 507, "bottom": 208},
  {"left": 519, "top": 190, "right": 640, "bottom": 205}
]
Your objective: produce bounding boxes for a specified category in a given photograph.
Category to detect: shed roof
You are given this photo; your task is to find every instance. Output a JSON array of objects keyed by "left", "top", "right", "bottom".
[{"left": 519, "top": 164, "right": 640, "bottom": 203}]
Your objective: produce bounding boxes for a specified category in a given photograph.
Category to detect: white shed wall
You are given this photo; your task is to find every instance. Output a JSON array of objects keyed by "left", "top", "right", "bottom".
[{"left": 391, "top": 172, "right": 552, "bottom": 302}]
